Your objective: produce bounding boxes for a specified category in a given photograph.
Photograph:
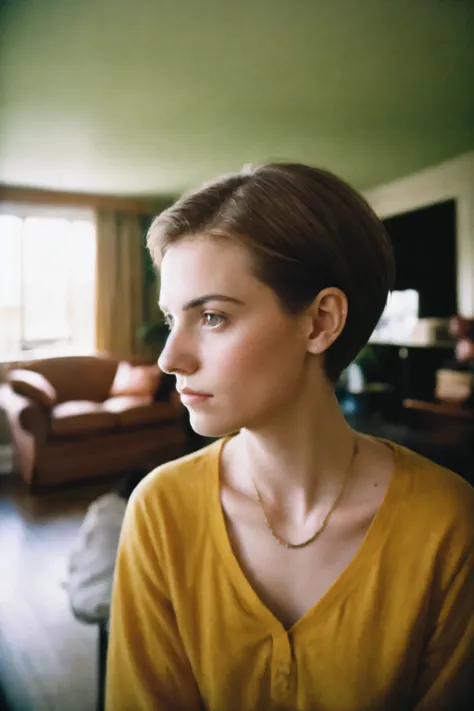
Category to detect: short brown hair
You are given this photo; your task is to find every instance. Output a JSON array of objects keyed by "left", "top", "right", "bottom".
[{"left": 147, "top": 163, "right": 395, "bottom": 382}]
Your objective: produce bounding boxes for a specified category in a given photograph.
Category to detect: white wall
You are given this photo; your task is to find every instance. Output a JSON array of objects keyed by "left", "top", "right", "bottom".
[{"left": 364, "top": 151, "right": 474, "bottom": 318}]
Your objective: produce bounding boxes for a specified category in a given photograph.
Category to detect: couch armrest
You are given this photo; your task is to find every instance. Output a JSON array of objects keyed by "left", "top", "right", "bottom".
[
  {"left": 0, "top": 384, "right": 49, "bottom": 485},
  {"left": 0, "top": 384, "right": 49, "bottom": 437},
  {"left": 7, "top": 368, "right": 57, "bottom": 408}
]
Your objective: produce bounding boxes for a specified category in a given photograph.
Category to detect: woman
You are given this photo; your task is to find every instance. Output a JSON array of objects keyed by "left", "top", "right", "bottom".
[{"left": 106, "top": 163, "right": 473, "bottom": 710}]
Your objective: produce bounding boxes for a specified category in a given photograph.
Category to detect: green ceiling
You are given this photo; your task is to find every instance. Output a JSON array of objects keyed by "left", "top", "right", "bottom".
[{"left": 1, "top": 0, "right": 473, "bottom": 197}]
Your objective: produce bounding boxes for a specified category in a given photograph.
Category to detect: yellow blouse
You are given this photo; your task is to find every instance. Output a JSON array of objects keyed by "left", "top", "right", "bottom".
[{"left": 106, "top": 437, "right": 474, "bottom": 710}]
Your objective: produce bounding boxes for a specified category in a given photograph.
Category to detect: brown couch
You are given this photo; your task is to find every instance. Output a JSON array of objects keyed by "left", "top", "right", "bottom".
[{"left": 0, "top": 354, "right": 187, "bottom": 491}]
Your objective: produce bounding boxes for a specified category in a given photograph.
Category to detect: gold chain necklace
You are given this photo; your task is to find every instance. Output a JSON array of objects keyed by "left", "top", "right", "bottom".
[{"left": 251, "top": 438, "right": 359, "bottom": 550}]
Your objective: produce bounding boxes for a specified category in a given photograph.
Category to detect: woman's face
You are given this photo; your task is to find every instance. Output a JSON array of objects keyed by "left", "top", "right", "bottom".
[{"left": 158, "top": 235, "right": 314, "bottom": 437}]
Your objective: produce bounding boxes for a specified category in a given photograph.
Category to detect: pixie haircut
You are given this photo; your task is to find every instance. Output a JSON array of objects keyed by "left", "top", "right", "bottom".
[{"left": 147, "top": 163, "right": 395, "bottom": 383}]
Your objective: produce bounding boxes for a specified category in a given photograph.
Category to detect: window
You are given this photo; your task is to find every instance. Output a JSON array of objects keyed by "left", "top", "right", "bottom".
[{"left": 0, "top": 213, "right": 96, "bottom": 361}]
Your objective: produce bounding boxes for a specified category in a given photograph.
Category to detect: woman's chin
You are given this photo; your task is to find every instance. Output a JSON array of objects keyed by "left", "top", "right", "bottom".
[{"left": 188, "top": 411, "right": 240, "bottom": 439}]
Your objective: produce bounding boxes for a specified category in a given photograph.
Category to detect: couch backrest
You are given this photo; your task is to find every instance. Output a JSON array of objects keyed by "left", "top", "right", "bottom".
[{"left": 16, "top": 355, "right": 119, "bottom": 404}]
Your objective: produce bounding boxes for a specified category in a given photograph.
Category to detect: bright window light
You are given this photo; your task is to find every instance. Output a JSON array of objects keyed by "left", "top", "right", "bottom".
[{"left": 0, "top": 214, "right": 96, "bottom": 361}]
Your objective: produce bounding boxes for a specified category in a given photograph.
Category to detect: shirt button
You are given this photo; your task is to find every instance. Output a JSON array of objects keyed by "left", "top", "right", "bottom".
[
  {"left": 279, "top": 663, "right": 291, "bottom": 675},
  {"left": 277, "top": 674, "right": 291, "bottom": 691}
]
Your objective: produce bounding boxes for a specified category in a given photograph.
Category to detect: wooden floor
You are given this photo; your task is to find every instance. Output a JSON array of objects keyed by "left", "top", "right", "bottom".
[{"left": 0, "top": 476, "right": 116, "bottom": 711}]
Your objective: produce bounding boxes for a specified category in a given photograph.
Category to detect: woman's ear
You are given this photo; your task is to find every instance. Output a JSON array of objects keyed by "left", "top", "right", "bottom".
[{"left": 305, "top": 288, "right": 348, "bottom": 355}]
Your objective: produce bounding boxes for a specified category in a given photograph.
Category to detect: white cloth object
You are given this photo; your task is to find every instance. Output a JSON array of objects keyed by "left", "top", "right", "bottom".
[{"left": 66, "top": 493, "right": 127, "bottom": 623}]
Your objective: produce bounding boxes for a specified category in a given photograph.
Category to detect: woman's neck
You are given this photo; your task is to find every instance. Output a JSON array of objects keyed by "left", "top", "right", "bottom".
[{"left": 234, "top": 385, "right": 357, "bottom": 515}]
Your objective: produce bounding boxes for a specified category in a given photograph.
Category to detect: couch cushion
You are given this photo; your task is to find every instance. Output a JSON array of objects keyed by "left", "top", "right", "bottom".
[
  {"left": 110, "top": 362, "right": 162, "bottom": 398},
  {"left": 51, "top": 401, "right": 117, "bottom": 437},
  {"left": 8, "top": 369, "right": 57, "bottom": 407},
  {"left": 103, "top": 396, "right": 179, "bottom": 427}
]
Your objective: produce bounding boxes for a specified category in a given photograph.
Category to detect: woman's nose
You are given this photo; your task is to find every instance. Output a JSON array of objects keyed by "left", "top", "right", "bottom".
[{"left": 158, "top": 328, "right": 198, "bottom": 375}]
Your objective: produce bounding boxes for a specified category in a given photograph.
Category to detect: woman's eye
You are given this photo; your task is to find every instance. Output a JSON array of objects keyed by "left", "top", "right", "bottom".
[{"left": 203, "top": 312, "right": 226, "bottom": 328}]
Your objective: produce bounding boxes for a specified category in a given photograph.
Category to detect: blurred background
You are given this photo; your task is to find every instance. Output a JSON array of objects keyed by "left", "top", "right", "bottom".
[{"left": 1, "top": 1, "right": 473, "bottom": 709}]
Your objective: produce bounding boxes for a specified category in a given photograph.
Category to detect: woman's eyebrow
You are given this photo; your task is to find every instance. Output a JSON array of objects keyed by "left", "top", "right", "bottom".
[{"left": 159, "top": 294, "right": 245, "bottom": 313}]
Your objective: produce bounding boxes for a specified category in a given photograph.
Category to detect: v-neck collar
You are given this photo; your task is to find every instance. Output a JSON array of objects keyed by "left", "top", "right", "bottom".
[{"left": 206, "top": 435, "right": 410, "bottom": 636}]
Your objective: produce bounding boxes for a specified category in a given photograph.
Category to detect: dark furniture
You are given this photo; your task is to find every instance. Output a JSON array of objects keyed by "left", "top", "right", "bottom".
[{"left": 97, "top": 620, "right": 108, "bottom": 711}]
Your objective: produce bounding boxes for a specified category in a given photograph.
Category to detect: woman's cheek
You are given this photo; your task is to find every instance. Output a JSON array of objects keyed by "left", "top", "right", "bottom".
[{"left": 220, "top": 331, "right": 270, "bottom": 376}]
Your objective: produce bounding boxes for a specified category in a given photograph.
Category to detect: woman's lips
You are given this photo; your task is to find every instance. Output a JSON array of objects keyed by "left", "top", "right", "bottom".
[{"left": 179, "top": 391, "right": 213, "bottom": 406}]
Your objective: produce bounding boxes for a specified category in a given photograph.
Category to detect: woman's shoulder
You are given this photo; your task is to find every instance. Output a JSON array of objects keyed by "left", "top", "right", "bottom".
[
  {"left": 389, "top": 440, "right": 474, "bottom": 544},
  {"left": 127, "top": 438, "right": 224, "bottom": 520}
]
